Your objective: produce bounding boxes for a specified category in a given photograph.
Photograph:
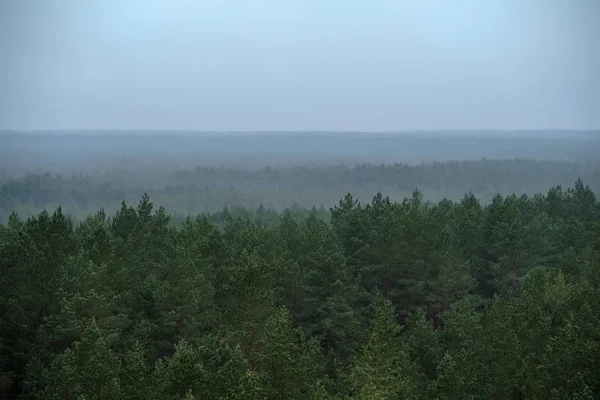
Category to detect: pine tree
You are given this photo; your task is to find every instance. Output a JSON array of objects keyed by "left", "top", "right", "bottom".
[
  {"left": 330, "top": 193, "right": 367, "bottom": 274},
  {"left": 298, "top": 215, "right": 363, "bottom": 360},
  {"left": 40, "top": 318, "right": 122, "bottom": 400},
  {"left": 151, "top": 337, "right": 264, "bottom": 400},
  {"left": 480, "top": 194, "right": 529, "bottom": 296},
  {"left": 216, "top": 249, "right": 276, "bottom": 370},
  {"left": 348, "top": 295, "right": 418, "bottom": 400},
  {"left": 401, "top": 309, "right": 442, "bottom": 387},
  {"left": 121, "top": 341, "right": 151, "bottom": 400},
  {"left": 0, "top": 208, "right": 76, "bottom": 397},
  {"left": 259, "top": 307, "right": 326, "bottom": 399}
]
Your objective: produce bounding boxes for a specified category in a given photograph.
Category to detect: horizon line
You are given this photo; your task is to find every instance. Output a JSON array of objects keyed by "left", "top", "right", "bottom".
[{"left": 2, "top": 128, "right": 599, "bottom": 134}]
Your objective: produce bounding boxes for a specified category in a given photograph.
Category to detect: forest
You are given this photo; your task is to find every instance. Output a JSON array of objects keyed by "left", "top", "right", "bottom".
[
  {"left": 1, "top": 178, "right": 599, "bottom": 399},
  {"left": 3, "top": 0, "right": 599, "bottom": 395},
  {"left": 2, "top": 158, "right": 600, "bottom": 223},
  {"left": 3, "top": 131, "right": 599, "bottom": 222},
  {"left": 2, "top": 131, "right": 600, "bottom": 399}
]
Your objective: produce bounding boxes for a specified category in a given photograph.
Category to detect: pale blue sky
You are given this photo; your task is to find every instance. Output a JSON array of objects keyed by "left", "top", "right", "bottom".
[{"left": 1, "top": 0, "right": 599, "bottom": 131}]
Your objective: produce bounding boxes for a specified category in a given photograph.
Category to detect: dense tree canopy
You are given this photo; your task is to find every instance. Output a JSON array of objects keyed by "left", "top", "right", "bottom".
[{"left": 1, "top": 179, "right": 600, "bottom": 399}]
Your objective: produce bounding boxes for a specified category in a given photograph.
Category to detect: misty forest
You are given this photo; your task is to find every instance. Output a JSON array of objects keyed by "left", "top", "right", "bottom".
[
  {"left": 1, "top": 132, "right": 600, "bottom": 399},
  {"left": 3, "top": 0, "right": 600, "bottom": 396}
]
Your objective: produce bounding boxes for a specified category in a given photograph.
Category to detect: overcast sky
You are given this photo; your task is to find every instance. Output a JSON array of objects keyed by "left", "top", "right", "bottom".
[{"left": 1, "top": 0, "right": 599, "bottom": 131}]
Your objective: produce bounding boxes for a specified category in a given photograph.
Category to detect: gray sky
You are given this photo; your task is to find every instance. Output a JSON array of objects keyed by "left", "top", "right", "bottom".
[{"left": 1, "top": 0, "right": 599, "bottom": 131}]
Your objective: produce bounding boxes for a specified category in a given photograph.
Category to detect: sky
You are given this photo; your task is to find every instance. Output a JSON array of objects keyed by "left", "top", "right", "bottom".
[{"left": 1, "top": 0, "right": 599, "bottom": 131}]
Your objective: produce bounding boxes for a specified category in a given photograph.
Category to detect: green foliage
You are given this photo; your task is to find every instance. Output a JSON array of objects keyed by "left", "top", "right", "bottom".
[
  {"left": 39, "top": 318, "right": 122, "bottom": 400},
  {"left": 3, "top": 158, "right": 600, "bottom": 222},
  {"left": 347, "top": 295, "right": 417, "bottom": 399},
  {"left": 151, "top": 337, "right": 264, "bottom": 400},
  {"left": 259, "top": 307, "right": 326, "bottom": 399},
  {"left": 1, "top": 180, "right": 600, "bottom": 399}
]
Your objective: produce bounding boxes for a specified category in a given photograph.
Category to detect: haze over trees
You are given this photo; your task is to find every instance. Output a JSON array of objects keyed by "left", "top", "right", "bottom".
[
  {"left": 2, "top": 0, "right": 599, "bottom": 397},
  {"left": 2, "top": 131, "right": 599, "bottom": 222},
  {"left": 1, "top": 131, "right": 600, "bottom": 398}
]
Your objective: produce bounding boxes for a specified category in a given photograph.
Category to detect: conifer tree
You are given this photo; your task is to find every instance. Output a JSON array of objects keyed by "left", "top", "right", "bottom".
[
  {"left": 348, "top": 295, "right": 418, "bottom": 400},
  {"left": 259, "top": 307, "right": 326, "bottom": 399},
  {"left": 40, "top": 318, "right": 122, "bottom": 400}
]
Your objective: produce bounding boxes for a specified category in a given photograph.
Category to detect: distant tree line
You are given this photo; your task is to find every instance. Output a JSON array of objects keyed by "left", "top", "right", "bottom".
[{"left": 1, "top": 159, "right": 599, "bottom": 222}]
